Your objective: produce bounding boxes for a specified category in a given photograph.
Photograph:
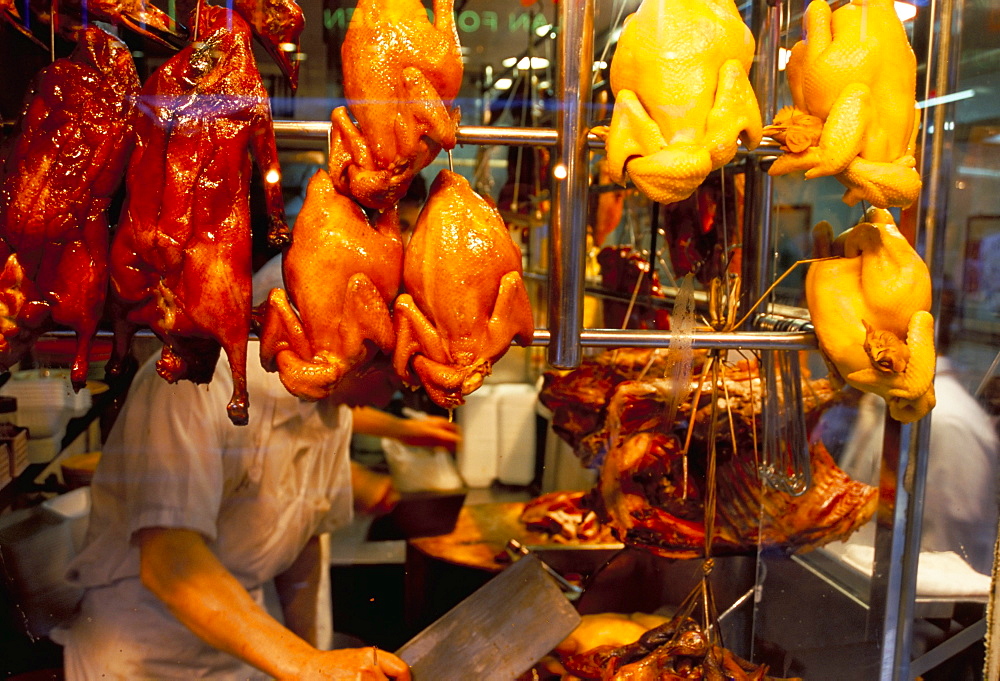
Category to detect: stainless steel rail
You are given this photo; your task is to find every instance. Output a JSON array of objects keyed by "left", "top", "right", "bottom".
[
  {"left": 530, "top": 328, "right": 816, "bottom": 351},
  {"left": 272, "top": 120, "right": 785, "bottom": 153},
  {"left": 39, "top": 326, "right": 816, "bottom": 351}
]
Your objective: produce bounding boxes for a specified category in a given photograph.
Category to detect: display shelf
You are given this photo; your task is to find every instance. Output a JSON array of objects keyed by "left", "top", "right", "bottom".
[
  {"left": 0, "top": 336, "right": 137, "bottom": 512},
  {"left": 0, "top": 0, "right": 968, "bottom": 676},
  {"left": 528, "top": 328, "right": 816, "bottom": 351}
]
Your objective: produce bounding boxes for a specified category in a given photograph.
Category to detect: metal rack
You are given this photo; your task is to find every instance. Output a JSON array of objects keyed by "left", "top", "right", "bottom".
[{"left": 269, "top": 1, "right": 965, "bottom": 677}]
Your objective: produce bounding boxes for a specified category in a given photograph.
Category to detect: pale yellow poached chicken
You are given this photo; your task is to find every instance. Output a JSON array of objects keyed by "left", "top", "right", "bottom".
[
  {"left": 600, "top": 0, "right": 762, "bottom": 205},
  {"left": 806, "top": 208, "right": 935, "bottom": 423},
  {"left": 764, "top": 0, "right": 921, "bottom": 208}
]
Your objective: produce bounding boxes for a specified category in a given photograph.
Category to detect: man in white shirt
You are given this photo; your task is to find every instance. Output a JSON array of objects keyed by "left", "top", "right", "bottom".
[{"left": 56, "top": 259, "right": 458, "bottom": 680}]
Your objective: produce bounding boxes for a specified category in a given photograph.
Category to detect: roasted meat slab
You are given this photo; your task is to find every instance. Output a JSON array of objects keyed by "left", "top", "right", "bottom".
[
  {"left": 257, "top": 169, "right": 403, "bottom": 401},
  {"left": 563, "top": 615, "right": 801, "bottom": 680},
  {"left": 539, "top": 350, "right": 877, "bottom": 557},
  {"left": 0, "top": 26, "right": 139, "bottom": 388},
  {"left": 328, "top": 0, "right": 463, "bottom": 211},
  {"left": 108, "top": 3, "right": 288, "bottom": 426},
  {"left": 392, "top": 169, "right": 534, "bottom": 409}
]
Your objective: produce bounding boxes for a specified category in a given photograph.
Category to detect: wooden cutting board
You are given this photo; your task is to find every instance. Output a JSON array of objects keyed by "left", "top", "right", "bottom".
[{"left": 408, "top": 502, "right": 549, "bottom": 572}]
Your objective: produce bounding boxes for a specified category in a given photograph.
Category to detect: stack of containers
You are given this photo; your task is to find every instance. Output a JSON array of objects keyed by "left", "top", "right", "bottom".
[
  {"left": 493, "top": 383, "right": 538, "bottom": 486},
  {"left": 0, "top": 396, "right": 29, "bottom": 484},
  {"left": 0, "top": 370, "right": 91, "bottom": 463},
  {"left": 456, "top": 387, "right": 499, "bottom": 488}
]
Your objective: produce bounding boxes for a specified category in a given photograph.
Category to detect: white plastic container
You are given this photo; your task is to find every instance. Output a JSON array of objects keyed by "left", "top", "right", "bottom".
[
  {"left": 455, "top": 386, "right": 499, "bottom": 488},
  {"left": 494, "top": 383, "right": 538, "bottom": 486}
]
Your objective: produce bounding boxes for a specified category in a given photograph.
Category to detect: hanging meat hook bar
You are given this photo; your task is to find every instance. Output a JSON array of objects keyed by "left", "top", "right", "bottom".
[
  {"left": 272, "top": 121, "right": 784, "bottom": 153},
  {"left": 41, "top": 326, "right": 816, "bottom": 351}
]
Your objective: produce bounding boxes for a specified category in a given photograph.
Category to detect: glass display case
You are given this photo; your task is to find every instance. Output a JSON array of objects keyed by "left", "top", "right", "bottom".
[{"left": 1, "top": 0, "right": 998, "bottom": 679}]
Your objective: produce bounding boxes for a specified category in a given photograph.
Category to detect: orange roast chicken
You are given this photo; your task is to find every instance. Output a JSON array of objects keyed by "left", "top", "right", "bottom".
[
  {"left": 257, "top": 169, "right": 403, "bottom": 401},
  {"left": 328, "top": 0, "right": 463, "bottom": 211},
  {"left": 393, "top": 170, "right": 534, "bottom": 409}
]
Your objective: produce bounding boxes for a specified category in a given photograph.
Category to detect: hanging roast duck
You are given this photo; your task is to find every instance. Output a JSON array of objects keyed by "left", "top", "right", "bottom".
[
  {"left": 107, "top": 1, "right": 288, "bottom": 426},
  {"left": 231, "top": 0, "right": 305, "bottom": 91},
  {"left": 598, "top": 0, "right": 763, "bottom": 205},
  {"left": 0, "top": 26, "right": 139, "bottom": 388},
  {"left": 328, "top": 0, "right": 463, "bottom": 211},
  {"left": 1, "top": 0, "right": 183, "bottom": 49},
  {"left": 762, "top": 0, "right": 921, "bottom": 209}
]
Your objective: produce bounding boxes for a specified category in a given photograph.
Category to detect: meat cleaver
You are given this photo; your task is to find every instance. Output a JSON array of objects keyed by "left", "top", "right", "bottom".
[{"left": 396, "top": 554, "right": 581, "bottom": 680}]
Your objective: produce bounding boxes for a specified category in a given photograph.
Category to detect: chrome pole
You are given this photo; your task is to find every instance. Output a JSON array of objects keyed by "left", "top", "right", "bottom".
[
  {"left": 870, "top": 0, "right": 960, "bottom": 677},
  {"left": 547, "top": 0, "right": 593, "bottom": 369},
  {"left": 739, "top": 0, "right": 781, "bottom": 328}
]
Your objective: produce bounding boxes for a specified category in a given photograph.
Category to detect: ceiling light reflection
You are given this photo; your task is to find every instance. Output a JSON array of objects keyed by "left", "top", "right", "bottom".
[
  {"left": 501, "top": 56, "right": 550, "bottom": 70},
  {"left": 895, "top": 1, "right": 917, "bottom": 22}
]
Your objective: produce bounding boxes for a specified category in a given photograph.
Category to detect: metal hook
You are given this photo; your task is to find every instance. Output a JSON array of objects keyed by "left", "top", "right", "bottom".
[{"left": 759, "top": 349, "right": 811, "bottom": 496}]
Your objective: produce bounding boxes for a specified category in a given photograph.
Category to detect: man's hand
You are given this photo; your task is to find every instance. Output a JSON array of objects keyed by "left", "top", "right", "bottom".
[
  {"left": 351, "top": 462, "right": 400, "bottom": 516},
  {"left": 295, "top": 647, "right": 411, "bottom": 681},
  {"left": 137, "top": 529, "right": 411, "bottom": 679},
  {"left": 396, "top": 414, "right": 461, "bottom": 453},
  {"left": 351, "top": 407, "right": 462, "bottom": 453}
]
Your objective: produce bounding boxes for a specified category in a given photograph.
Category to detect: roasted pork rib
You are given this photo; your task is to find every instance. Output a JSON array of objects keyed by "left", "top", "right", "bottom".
[
  {"left": 539, "top": 350, "right": 877, "bottom": 557},
  {"left": 108, "top": 2, "right": 288, "bottom": 425},
  {"left": 0, "top": 26, "right": 139, "bottom": 388}
]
